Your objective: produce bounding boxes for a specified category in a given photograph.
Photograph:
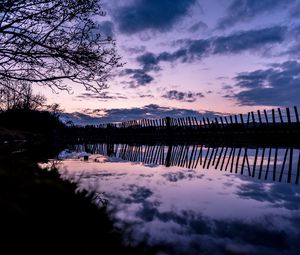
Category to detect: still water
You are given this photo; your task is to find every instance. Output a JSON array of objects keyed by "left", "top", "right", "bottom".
[{"left": 54, "top": 144, "right": 300, "bottom": 255}]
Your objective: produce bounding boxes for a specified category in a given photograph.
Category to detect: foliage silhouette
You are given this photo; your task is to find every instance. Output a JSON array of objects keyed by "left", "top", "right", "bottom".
[{"left": 0, "top": 0, "right": 121, "bottom": 93}]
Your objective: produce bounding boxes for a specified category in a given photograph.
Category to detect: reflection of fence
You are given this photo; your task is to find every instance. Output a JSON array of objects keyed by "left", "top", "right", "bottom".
[
  {"left": 63, "top": 106, "right": 300, "bottom": 144},
  {"left": 70, "top": 144, "right": 300, "bottom": 185}
]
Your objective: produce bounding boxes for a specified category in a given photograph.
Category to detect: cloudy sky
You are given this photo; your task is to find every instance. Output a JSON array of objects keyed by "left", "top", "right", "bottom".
[{"left": 38, "top": 0, "right": 300, "bottom": 123}]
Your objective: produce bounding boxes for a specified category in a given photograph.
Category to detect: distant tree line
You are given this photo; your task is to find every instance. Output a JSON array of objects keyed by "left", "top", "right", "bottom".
[{"left": 0, "top": 82, "right": 45, "bottom": 111}]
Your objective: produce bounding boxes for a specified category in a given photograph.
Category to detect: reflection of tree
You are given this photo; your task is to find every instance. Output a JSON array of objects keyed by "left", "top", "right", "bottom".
[{"left": 0, "top": 1, "right": 120, "bottom": 93}]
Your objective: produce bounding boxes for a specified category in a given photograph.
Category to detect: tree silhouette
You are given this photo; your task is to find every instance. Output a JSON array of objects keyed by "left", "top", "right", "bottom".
[
  {"left": 0, "top": 0, "right": 120, "bottom": 93},
  {"left": 0, "top": 81, "right": 46, "bottom": 111}
]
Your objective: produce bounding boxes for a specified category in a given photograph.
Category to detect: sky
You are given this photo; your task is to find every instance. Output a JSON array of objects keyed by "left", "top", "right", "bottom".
[{"left": 37, "top": 0, "right": 300, "bottom": 124}]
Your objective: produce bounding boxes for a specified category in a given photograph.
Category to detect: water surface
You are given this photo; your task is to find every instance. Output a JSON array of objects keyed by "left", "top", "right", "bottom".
[{"left": 55, "top": 144, "right": 300, "bottom": 255}]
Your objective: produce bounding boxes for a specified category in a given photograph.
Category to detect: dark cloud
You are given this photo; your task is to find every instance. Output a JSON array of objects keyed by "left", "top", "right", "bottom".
[
  {"left": 113, "top": 0, "right": 197, "bottom": 34},
  {"left": 217, "top": 0, "right": 295, "bottom": 30},
  {"left": 113, "top": 188, "right": 299, "bottom": 254},
  {"left": 97, "top": 21, "right": 115, "bottom": 38},
  {"left": 160, "top": 39, "right": 211, "bottom": 62},
  {"left": 137, "top": 93, "right": 154, "bottom": 98},
  {"left": 231, "top": 61, "right": 300, "bottom": 106},
  {"left": 59, "top": 104, "right": 223, "bottom": 125},
  {"left": 290, "top": 3, "right": 300, "bottom": 18},
  {"left": 162, "top": 171, "right": 203, "bottom": 182},
  {"left": 125, "top": 185, "right": 153, "bottom": 204},
  {"left": 119, "top": 68, "right": 154, "bottom": 87},
  {"left": 213, "top": 26, "right": 286, "bottom": 54},
  {"left": 188, "top": 21, "right": 208, "bottom": 33},
  {"left": 122, "top": 46, "right": 146, "bottom": 55},
  {"left": 236, "top": 180, "right": 300, "bottom": 211},
  {"left": 134, "top": 26, "right": 285, "bottom": 80},
  {"left": 77, "top": 92, "right": 127, "bottom": 100},
  {"left": 162, "top": 90, "right": 204, "bottom": 103},
  {"left": 135, "top": 39, "right": 210, "bottom": 75},
  {"left": 136, "top": 52, "right": 161, "bottom": 72}
]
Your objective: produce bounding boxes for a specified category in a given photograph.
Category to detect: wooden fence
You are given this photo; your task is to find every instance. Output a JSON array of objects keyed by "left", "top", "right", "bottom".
[
  {"left": 86, "top": 106, "right": 300, "bottom": 129},
  {"left": 61, "top": 106, "right": 300, "bottom": 144}
]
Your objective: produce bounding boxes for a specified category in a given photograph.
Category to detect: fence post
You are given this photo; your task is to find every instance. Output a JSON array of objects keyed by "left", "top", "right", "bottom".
[
  {"left": 257, "top": 110, "right": 262, "bottom": 124},
  {"left": 278, "top": 108, "right": 283, "bottom": 123},
  {"left": 286, "top": 107, "right": 291, "bottom": 125},
  {"left": 264, "top": 110, "right": 269, "bottom": 124},
  {"left": 294, "top": 106, "right": 299, "bottom": 123},
  {"left": 165, "top": 116, "right": 171, "bottom": 130},
  {"left": 240, "top": 114, "right": 244, "bottom": 126}
]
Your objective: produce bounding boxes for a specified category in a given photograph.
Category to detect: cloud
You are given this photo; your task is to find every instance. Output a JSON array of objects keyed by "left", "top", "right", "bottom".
[
  {"left": 137, "top": 93, "right": 154, "bottom": 98},
  {"left": 136, "top": 52, "right": 161, "bottom": 72},
  {"left": 290, "top": 3, "right": 300, "bottom": 18},
  {"left": 111, "top": 186, "right": 298, "bottom": 254},
  {"left": 129, "top": 26, "right": 286, "bottom": 85},
  {"left": 121, "top": 46, "right": 146, "bottom": 55},
  {"left": 217, "top": 0, "right": 295, "bottom": 30},
  {"left": 236, "top": 180, "right": 300, "bottom": 210},
  {"left": 231, "top": 61, "right": 300, "bottom": 106},
  {"left": 188, "top": 21, "right": 208, "bottom": 33},
  {"left": 77, "top": 92, "right": 127, "bottom": 100},
  {"left": 213, "top": 26, "right": 286, "bottom": 54},
  {"left": 162, "top": 90, "right": 205, "bottom": 103},
  {"left": 59, "top": 104, "right": 223, "bottom": 125},
  {"left": 135, "top": 39, "right": 210, "bottom": 75},
  {"left": 97, "top": 21, "right": 115, "bottom": 38},
  {"left": 119, "top": 68, "right": 154, "bottom": 87},
  {"left": 112, "top": 0, "right": 197, "bottom": 34},
  {"left": 137, "top": 26, "right": 285, "bottom": 69},
  {"left": 162, "top": 171, "right": 203, "bottom": 182}
]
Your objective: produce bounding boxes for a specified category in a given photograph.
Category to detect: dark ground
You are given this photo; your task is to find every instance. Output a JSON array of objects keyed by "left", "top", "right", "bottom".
[{"left": 0, "top": 110, "right": 149, "bottom": 254}]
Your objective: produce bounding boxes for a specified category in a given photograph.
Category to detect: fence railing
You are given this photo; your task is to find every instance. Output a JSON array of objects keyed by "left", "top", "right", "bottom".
[{"left": 83, "top": 106, "right": 300, "bottom": 129}]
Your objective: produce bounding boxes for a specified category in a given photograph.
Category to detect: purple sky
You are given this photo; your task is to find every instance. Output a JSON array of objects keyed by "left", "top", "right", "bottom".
[{"left": 36, "top": 0, "right": 300, "bottom": 124}]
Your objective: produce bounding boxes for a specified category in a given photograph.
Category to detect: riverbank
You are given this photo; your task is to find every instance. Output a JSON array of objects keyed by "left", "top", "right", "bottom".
[
  {"left": 0, "top": 106, "right": 155, "bottom": 255},
  {"left": 0, "top": 141, "right": 142, "bottom": 254}
]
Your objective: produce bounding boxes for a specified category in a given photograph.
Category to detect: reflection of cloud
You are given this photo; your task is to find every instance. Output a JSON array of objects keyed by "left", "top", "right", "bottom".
[
  {"left": 214, "top": 217, "right": 290, "bottom": 250},
  {"left": 60, "top": 159, "right": 300, "bottom": 254},
  {"left": 101, "top": 175, "right": 300, "bottom": 254},
  {"left": 236, "top": 181, "right": 300, "bottom": 210},
  {"left": 125, "top": 185, "right": 154, "bottom": 203},
  {"left": 113, "top": 190, "right": 300, "bottom": 255},
  {"left": 162, "top": 171, "right": 203, "bottom": 182},
  {"left": 103, "top": 157, "right": 128, "bottom": 163}
]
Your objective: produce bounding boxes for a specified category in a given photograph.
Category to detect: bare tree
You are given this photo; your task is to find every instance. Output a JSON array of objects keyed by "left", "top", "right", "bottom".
[
  {"left": 0, "top": 0, "right": 121, "bottom": 93},
  {"left": 0, "top": 81, "right": 46, "bottom": 111}
]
